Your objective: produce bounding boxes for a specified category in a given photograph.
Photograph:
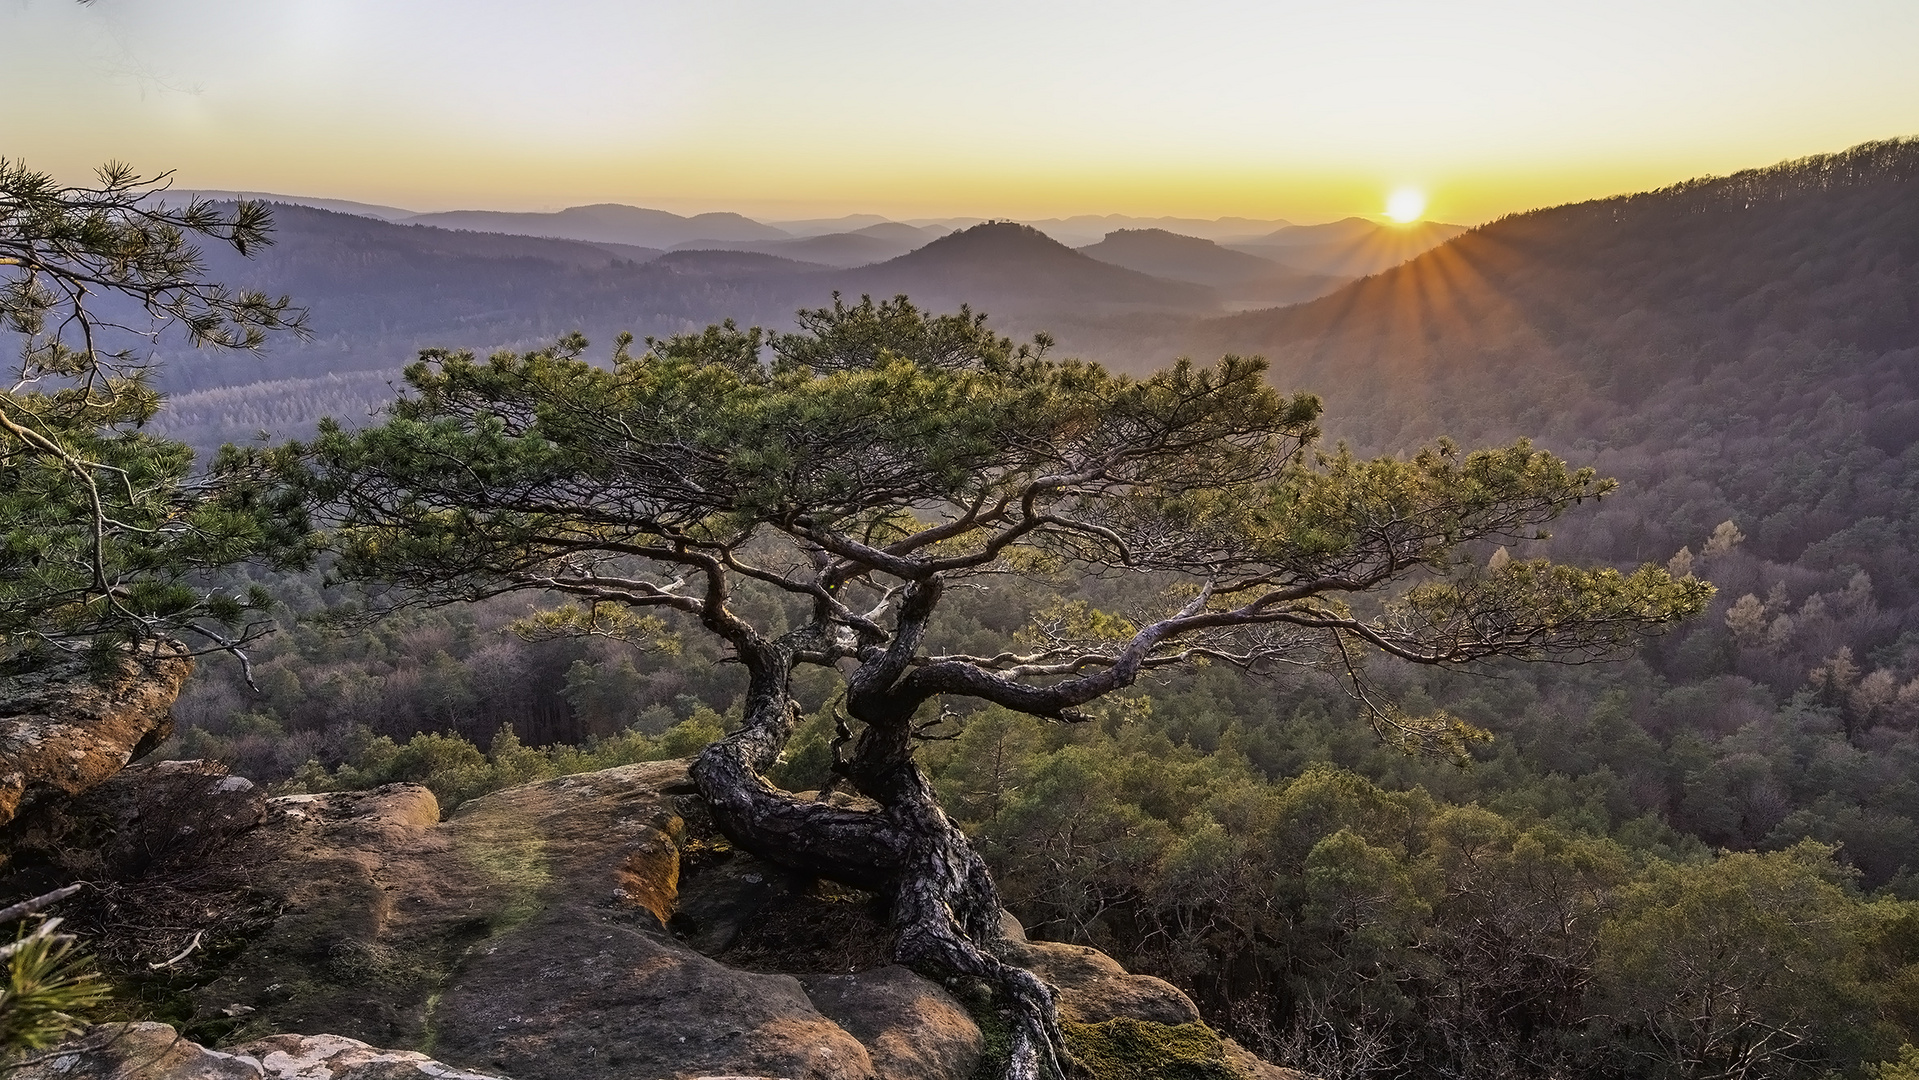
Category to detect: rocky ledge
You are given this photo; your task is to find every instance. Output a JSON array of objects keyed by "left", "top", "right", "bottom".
[
  {"left": 11, "top": 1023, "right": 508, "bottom": 1080},
  {"left": 0, "top": 641, "right": 192, "bottom": 828},
  {"left": 14, "top": 760, "right": 1302, "bottom": 1080}
]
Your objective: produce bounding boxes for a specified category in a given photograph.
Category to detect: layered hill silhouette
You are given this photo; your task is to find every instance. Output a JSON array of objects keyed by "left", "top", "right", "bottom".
[
  {"left": 162, "top": 207, "right": 833, "bottom": 442},
  {"left": 1226, "top": 217, "right": 1468, "bottom": 277},
  {"left": 406, "top": 203, "right": 788, "bottom": 247},
  {"left": 841, "top": 222, "right": 1215, "bottom": 313},
  {"left": 668, "top": 221, "right": 956, "bottom": 268},
  {"left": 154, "top": 216, "right": 1218, "bottom": 449},
  {"left": 1078, "top": 228, "right": 1351, "bottom": 306},
  {"left": 1012, "top": 214, "right": 1294, "bottom": 246}
]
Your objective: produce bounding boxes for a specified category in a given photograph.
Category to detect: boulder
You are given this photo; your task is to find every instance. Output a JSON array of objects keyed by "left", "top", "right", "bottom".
[
  {"left": 0, "top": 641, "right": 192, "bottom": 828},
  {"left": 1222, "top": 1039, "right": 1313, "bottom": 1080},
  {"left": 9, "top": 1022, "right": 263, "bottom": 1080},
  {"left": 233, "top": 1032, "right": 512, "bottom": 1078},
  {"left": 998, "top": 937, "right": 1202, "bottom": 1026},
  {"left": 800, "top": 966, "right": 985, "bottom": 1080},
  {"left": 194, "top": 763, "right": 883, "bottom": 1080}
]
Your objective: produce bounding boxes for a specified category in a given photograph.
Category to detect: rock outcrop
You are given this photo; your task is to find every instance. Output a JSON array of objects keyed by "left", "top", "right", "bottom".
[
  {"left": 25, "top": 760, "right": 1303, "bottom": 1080},
  {"left": 0, "top": 641, "right": 192, "bottom": 828},
  {"left": 11, "top": 1022, "right": 509, "bottom": 1079}
]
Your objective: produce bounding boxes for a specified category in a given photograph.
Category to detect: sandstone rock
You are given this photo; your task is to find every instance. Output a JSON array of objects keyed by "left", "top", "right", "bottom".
[
  {"left": 232, "top": 1031, "right": 511, "bottom": 1078},
  {"left": 195, "top": 762, "right": 881, "bottom": 1080},
  {"left": 998, "top": 938, "right": 1202, "bottom": 1026},
  {"left": 1063, "top": 1017, "right": 1270, "bottom": 1080},
  {"left": 800, "top": 966, "right": 985, "bottom": 1080},
  {"left": 9, "top": 1022, "right": 261, "bottom": 1080},
  {"left": 1222, "top": 1038, "right": 1313, "bottom": 1080},
  {"left": 11, "top": 1023, "right": 517, "bottom": 1080},
  {"left": 79, "top": 758, "right": 1301, "bottom": 1080},
  {"left": 433, "top": 912, "right": 877, "bottom": 1080},
  {"left": 0, "top": 641, "right": 193, "bottom": 827}
]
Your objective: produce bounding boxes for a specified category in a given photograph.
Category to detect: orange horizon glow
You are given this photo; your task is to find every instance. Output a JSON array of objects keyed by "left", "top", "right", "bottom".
[{"left": 7, "top": 2, "right": 1917, "bottom": 227}]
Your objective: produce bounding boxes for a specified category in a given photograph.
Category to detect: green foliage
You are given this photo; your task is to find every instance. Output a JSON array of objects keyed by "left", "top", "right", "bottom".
[
  {"left": 771, "top": 292, "right": 1052, "bottom": 374},
  {"left": 279, "top": 714, "right": 724, "bottom": 811},
  {"left": 0, "top": 159, "right": 305, "bottom": 661},
  {"left": 916, "top": 714, "right": 1919, "bottom": 1078},
  {"left": 1869, "top": 1046, "right": 1919, "bottom": 1080},
  {"left": 275, "top": 299, "right": 1704, "bottom": 772},
  {"left": 0, "top": 929, "right": 106, "bottom": 1056},
  {"left": 1592, "top": 842, "right": 1888, "bottom": 1077}
]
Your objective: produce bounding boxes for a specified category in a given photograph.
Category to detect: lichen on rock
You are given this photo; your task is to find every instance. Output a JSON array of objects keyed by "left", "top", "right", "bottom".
[{"left": 0, "top": 641, "right": 193, "bottom": 829}]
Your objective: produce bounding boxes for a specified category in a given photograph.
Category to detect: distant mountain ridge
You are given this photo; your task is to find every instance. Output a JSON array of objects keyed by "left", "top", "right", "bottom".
[
  {"left": 1077, "top": 228, "right": 1350, "bottom": 306},
  {"left": 165, "top": 189, "right": 1366, "bottom": 261},
  {"left": 667, "top": 223, "right": 954, "bottom": 269},
  {"left": 1225, "top": 217, "right": 1468, "bottom": 277},
  {"left": 164, "top": 190, "right": 420, "bottom": 222},
  {"left": 841, "top": 222, "right": 1215, "bottom": 313},
  {"left": 405, "top": 204, "right": 789, "bottom": 248}
]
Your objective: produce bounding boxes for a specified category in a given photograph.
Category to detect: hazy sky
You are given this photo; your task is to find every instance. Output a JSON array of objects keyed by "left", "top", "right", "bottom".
[{"left": 6, "top": 0, "right": 1917, "bottom": 224}]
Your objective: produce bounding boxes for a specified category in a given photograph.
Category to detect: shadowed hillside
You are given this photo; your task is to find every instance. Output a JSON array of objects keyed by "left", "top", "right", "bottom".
[
  {"left": 155, "top": 206, "right": 833, "bottom": 445},
  {"left": 1078, "top": 228, "right": 1350, "bottom": 306},
  {"left": 1210, "top": 138, "right": 1919, "bottom": 453},
  {"left": 1193, "top": 137, "right": 1919, "bottom": 734}
]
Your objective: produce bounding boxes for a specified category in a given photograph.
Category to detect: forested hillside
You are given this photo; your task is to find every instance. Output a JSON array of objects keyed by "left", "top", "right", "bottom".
[{"left": 1177, "top": 137, "right": 1919, "bottom": 896}]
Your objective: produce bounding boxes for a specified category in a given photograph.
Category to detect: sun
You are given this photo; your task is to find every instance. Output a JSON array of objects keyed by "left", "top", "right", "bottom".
[{"left": 1385, "top": 188, "right": 1426, "bottom": 224}]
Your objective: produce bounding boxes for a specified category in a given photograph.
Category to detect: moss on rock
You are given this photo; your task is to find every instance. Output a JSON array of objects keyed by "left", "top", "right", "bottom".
[{"left": 1063, "top": 1017, "right": 1253, "bottom": 1080}]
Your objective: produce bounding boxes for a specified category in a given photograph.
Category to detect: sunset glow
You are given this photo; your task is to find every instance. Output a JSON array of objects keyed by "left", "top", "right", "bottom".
[
  {"left": 5, "top": 1, "right": 1917, "bottom": 223},
  {"left": 1386, "top": 189, "right": 1428, "bottom": 224}
]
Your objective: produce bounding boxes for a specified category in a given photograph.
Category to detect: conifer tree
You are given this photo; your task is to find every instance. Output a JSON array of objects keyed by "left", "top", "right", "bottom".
[
  {"left": 279, "top": 294, "right": 1711, "bottom": 1080},
  {"left": 0, "top": 159, "right": 305, "bottom": 667}
]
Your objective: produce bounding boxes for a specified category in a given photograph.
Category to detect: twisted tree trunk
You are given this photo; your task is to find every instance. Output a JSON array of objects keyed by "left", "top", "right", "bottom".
[{"left": 689, "top": 612, "right": 1071, "bottom": 1080}]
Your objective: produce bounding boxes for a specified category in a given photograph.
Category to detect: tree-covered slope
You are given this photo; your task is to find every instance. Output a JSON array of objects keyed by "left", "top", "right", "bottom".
[
  {"left": 1203, "top": 137, "right": 1918, "bottom": 595},
  {"left": 1213, "top": 138, "right": 1919, "bottom": 453}
]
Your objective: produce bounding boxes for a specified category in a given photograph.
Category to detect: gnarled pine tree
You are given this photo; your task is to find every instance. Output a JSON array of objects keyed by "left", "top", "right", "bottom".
[{"left": 278, "top": 295, "right": 1711, "bottom": 1080}]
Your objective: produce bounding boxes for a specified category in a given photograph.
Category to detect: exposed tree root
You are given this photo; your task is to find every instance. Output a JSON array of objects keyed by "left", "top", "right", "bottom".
[{"left": 692, "top": 679, "right": 1075, "bottom": 1080}]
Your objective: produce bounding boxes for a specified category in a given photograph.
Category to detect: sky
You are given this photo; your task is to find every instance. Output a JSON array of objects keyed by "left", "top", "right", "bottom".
[{"left": 5, "top": 0, "right": 1917, "bottom": 225}]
